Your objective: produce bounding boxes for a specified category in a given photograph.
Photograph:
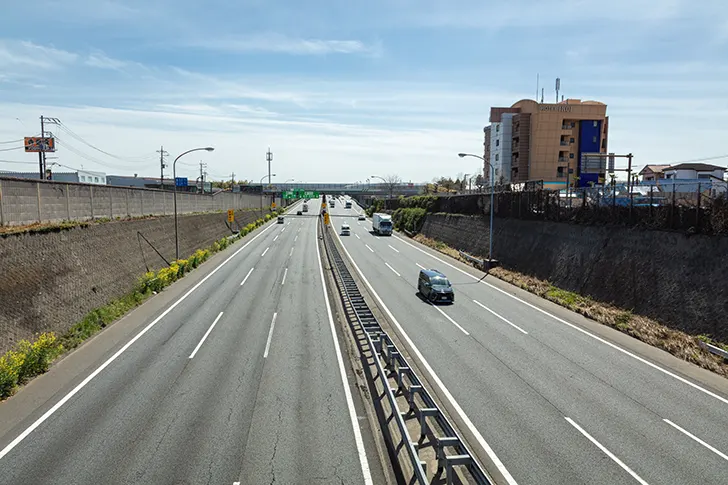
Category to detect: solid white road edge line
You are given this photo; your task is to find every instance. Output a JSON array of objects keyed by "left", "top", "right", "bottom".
[
  {"left": 394, "top": 235, "right": 728, "bottom": 406},
  {"left": 384, "top": 262, "right": 401, "bottom": 278},
  {"left": 430, "top": 304, "right": 470, "bottom": 336},
  {"left": 189, "top": 312, "right": 224, "bottom": 359},
  {"left": 388, "top": 244, "right": 400, "bottom": 253},
  {"left": 663, "top": 419, "right": 728, "bottom": 461},
  {"left": 240, "top": 267, "right": 254, "bottom": 287},
  {"left": 332, "top": 227, "right": 517, "bottom": 485},
  {"left": 0, "top": 220, "right": 277, "bottom": 461},
  {"left": 263, "top": 313, "right": 277, "bottom": 358},
  {"left": 365, "top": 244, "right": 374, "bottom": 253},
  {"left": 473, "top": 300, "right": 528, "bottom": 335},
  {"left": 281, "top": 268, "right": 288, "bottom": 286},
  {"left": 316, "top": 223, "right": 373, "bottom": 484},
  {"left": 565, "top": 417, "right": 649, "bottom": 485},
  {"left": 261, "top": 247, "right": 270, "bottom": 257}
]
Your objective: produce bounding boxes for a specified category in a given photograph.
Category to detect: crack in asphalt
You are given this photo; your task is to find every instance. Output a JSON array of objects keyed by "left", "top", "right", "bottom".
[{"left": 269, "top": 398, "right": 284, "bottom": 485}]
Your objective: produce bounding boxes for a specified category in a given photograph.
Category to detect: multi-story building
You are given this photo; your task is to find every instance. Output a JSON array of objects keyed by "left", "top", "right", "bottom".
[{"left": 483, "top": 99, "right": 608, "bottom": 188}]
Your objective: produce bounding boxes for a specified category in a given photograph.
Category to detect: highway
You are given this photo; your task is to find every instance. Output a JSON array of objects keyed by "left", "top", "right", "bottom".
[
  {"left": 0, "top": 199, "right": 382, "bottom": 485},
  {"left": 330, "top": 198, "right": 728, "bottom": 485}
]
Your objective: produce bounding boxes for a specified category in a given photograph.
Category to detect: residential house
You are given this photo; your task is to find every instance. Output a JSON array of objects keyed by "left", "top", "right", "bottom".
[
  {"left": 639, "top": 164, "right": 670, "bottom": 182},
  {"left": 662, "top": 163, "right": 725, "bottom": 181}
]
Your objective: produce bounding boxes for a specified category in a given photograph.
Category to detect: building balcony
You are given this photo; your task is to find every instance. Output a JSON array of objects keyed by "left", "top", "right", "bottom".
[
  {"left": 558, "top": 157, "right": 567, "bottom": 163},
  {"left": 560, "top": 141, "right": 569, "bottom": 146}
]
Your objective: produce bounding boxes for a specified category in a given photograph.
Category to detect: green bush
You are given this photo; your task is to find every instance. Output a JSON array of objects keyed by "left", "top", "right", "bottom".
[
  {"left": 392, "top": 207, "right": 427, "bottom": 233},
  {"left": 398, "top": 195, "right": 437, "bottom": 211},
  {"left": 0, "top": 333, "right": 63, "bottom": 398}
]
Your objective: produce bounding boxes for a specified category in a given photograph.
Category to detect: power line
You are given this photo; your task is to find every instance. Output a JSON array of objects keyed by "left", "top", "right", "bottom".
[
  {"left": 56, "top": 122, "right": 155, "bottom": 163},
  {"left": 0, "top": 139, "right": 24, "bottom": 144},
  {"left": 0, "top": 146, "right": 22, "bottom": 152},
  {"left": 664, "top": 154, "right": 728, "bottom": 165}
]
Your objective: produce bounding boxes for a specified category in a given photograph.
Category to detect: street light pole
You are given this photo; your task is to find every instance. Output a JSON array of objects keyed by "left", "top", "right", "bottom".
[
  {"left": 459, "top": 153, "right": 495, "bottom": 265},
  {"left": 260, "top": 173, "right": 276, "bottom": 218},
  {"left": 173, "top": 147, "right": 214, "bottom": 261}
]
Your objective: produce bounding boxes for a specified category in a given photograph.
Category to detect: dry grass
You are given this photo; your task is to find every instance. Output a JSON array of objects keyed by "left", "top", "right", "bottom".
[{"left": 411, "top": 233, "right": 728, "bottom": 378}]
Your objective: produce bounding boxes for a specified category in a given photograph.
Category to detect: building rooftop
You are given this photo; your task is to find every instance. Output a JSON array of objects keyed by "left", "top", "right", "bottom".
[
  {"left": 639, "top": 164, "right": 671, "bottom": 175},
  {"left": 667, "top": 163, "right": 725, "bottom": 171}
]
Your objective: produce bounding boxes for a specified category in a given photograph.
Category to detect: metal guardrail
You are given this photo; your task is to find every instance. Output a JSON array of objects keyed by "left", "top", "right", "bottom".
[
  {"left": 321, "top": 218, "right": 493, "bottom": 484},
  {"left": 458, "top": 251, "right": 484, "bottom": 267},
  {"left": 698, "top": 340, "right": 728, "bottom": 360}
]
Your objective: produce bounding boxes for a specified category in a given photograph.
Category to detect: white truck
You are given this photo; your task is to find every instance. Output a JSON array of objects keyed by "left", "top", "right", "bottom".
[
  {"left": 372, "top": 213, "right": 393, "bottom": 236},
  {"left": 345, "top": 200, "right": 352, "bottom": 209}
]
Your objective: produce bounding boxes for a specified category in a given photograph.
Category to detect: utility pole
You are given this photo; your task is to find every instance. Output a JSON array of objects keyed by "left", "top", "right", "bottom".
[
  {"left": 230, "top": 172, "right": 235, "bottom": 190},
  {"left": 199, "top": 161, "right": 207, "bottom": 193},
  {"left": 266, "top": 147, "right": 273, "bottom": 187},
  {"left": 39, "top": 115, "right": 45, "bottom": 179},
  {"left": 157, "top": 146, "right": 169, "bottom": 189}
]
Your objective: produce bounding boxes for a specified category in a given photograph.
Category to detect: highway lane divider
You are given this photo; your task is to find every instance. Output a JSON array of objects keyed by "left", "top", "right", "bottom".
[
  {"left": 321, "top": 217, "right": 496, "bottom": 485},
  {"left": 0, "top": 216, "right": 282, "bottom": 460}
]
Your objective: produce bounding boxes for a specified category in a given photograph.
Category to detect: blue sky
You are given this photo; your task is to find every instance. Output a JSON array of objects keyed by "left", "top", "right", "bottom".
[{"left": 0, "top": 0, "right": 727, "bottom": 183}]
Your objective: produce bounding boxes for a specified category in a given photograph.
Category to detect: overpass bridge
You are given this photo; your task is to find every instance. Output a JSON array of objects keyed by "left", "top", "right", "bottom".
[{"left": 253, "top": 182, "right": 425, "bottom": 196}]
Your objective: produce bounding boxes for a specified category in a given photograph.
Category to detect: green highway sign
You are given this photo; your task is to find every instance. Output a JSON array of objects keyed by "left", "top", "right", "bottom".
[{"left": 282, "top": 190, "right": 320, "bottom": 199}]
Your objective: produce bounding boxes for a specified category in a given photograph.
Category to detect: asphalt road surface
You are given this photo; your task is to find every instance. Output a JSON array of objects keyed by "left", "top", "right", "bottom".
[
  {"left": 330, "top": 197, "right": 728, "bottom": 485},
  {"left": 0, "top": 199, "right": 382, "bottom": 485}
]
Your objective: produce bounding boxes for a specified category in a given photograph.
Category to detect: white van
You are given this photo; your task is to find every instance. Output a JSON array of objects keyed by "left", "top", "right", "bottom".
[{"left": 340, "top": 223, "right": 351, "bottom": 236}]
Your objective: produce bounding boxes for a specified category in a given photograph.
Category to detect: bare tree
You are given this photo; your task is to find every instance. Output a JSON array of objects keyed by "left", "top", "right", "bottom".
[
  {"left": 383, "top": 174, "right": 402, "bottom": 200},
  {"left": 475, "top": 174, "right": 484, "bottom": 192}
]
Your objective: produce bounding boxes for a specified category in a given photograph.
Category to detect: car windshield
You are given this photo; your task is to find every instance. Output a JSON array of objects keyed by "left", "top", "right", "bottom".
[
  {"left": 430, "top": 276, "right": 450, "bottom": 287},
  {"left": 380, "top": 221, "right": 392, "bottom": 227}
]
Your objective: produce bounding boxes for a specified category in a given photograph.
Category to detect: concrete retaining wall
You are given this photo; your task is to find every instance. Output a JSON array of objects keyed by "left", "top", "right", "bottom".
[
  {"left": 0, "top": 177, "right": 264, "bottom": 226},
  {"left": 0, "top": 210, "right": 262, "bottom": 353},
  {"left": 420, "top": 213, "right": 728, "bottom": 340}
]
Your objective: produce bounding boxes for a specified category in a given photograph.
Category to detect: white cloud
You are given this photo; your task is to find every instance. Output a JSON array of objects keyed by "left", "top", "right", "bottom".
[
  {"left": 189, "top": 33, "right": 381, "bottom": 56},
  {"left": 0, "top": 40, "right": 78, "bottom": 70},
  {"left": 85, "top": 51, "right": 129, "bottom": 71}
]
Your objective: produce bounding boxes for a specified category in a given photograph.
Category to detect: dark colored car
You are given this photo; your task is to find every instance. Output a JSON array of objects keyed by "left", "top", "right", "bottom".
[
  {"left": 277, "top": 216, "right": 284, "bottom": 224},
  {"left": 417, "top": 269, "right": 454, "bottom": 303},
  {"left": 297, "top": 210, "right": 303, "bottom": 215}
]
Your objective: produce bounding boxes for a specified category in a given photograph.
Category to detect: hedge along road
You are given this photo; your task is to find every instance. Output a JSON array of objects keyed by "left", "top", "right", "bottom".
[
  {"left": 0, "top": 199, "right": 384, "bottom": 485},
  {"left": 333, "top": 200, "right": 728, "bottom": 485}
]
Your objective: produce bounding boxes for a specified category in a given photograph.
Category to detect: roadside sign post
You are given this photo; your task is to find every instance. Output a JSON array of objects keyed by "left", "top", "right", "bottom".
[{"left": 227, "top": 209, "right": 234, "bottom": 223}]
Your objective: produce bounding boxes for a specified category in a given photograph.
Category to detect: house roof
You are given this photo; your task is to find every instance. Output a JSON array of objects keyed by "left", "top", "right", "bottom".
[
  {"left": 638, "top": 164, "right": 671, "bottom": 175},
  {"left": 666, "top": 163, "right": 725, "bottom": 172}
]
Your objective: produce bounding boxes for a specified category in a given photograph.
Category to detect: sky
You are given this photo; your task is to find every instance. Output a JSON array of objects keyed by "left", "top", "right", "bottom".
[{"left": 0, "top": 0, "right": 727, "bottom": 183}]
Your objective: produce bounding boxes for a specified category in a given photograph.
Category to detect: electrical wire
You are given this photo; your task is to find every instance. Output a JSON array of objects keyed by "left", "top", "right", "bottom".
[
  {"left": 0, "top": 139, "right": 24, "bottom": 144},
  {"left": 54, "top": 136, "right": 154, "bottom": 172},
  {"left": 0, "top": 146, "right": 23, "bottom": 152},
  {"left": 664, "top": 154, "right": 728, "bottom": 165},
  {"left": 56, "top": 122, "right": 156, "bottom": 162}
]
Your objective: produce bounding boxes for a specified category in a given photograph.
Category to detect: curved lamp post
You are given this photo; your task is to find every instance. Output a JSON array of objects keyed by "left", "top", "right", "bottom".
[
  {"left": 173, "top": 147, "right": 214, "bottom": 260},
  {"left": 458, "top": 153, "right": 495, "bottom": 264},
  {"left": 260, "top": 173, "right": 276, "bottom": 217}
]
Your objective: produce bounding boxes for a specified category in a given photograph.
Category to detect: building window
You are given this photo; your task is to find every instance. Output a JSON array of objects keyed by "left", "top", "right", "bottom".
[
  {"left": 94, "top": 177, "right": 99, "bottom": 183},
  {"left": 496, "top": 125, "right": 500, "bottom": 132},
  {"left": 698, "top": 173, "right": 711, "bottom": 179},
  {"left": 569, "top": 153, "right": 575, "bottom": 159},
  {"left": 80, "top": 176, "right": 85, "bottom": 182},
  {"left": 571, "top": 122, "right": 575, "bottom": 128},
  {"left": 592, "top": 136, "right": 597, "bottom": 143},
  {"left": 570, "top": 137, "right": 575, "bottom": 143},
  {"left": 593, "top": 121, "right": 598, "bottom": 127},
  {"left": 496, "top": 139, "right": 500, "bottom": 147},
  {"left": 557, "top": 166, "right": 565, "bottom": 178},
  {"left": 495, "top": 154, "right": 499, "bottom": 161}
]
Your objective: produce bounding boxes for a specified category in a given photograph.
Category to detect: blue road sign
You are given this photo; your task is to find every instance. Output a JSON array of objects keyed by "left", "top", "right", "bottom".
[{"left": 175, "top": 177, "right": 188, "bottom": 187}]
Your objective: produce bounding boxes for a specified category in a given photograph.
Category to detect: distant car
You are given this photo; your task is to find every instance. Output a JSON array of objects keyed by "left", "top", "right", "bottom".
[
  {"left": 358, "top": 214, "right": 366, "bottom": 221},
  {"left": 417, "top": 269, "right": 454, "bottom": 304},
  {"left": 277, "top": 216, "right": 285, "bottom": 224},
  {"left": 297, "top": 210, "right": 303, "bottom": 216},
  {"left": 341, "top": 223, "right": 351, "bottom": 236}
]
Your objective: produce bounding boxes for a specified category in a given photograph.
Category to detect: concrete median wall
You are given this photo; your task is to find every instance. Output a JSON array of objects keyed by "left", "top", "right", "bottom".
[
  {"left": 0, "top": 177, "right": 261, "bottom": 226},
  {"left": 420, "top": 213, "right": 728, "bottom": 341},
  {"left": 0, "top": 210, "right": 263, "bottom": 354}
]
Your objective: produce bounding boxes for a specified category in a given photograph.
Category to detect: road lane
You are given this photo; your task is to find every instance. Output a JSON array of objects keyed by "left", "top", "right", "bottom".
[
  {"left": 0, "top": 201, "right": 378, "bottom": 485},
  {"left": 331, "top": 202, "right": 728, "bottom": 484}
]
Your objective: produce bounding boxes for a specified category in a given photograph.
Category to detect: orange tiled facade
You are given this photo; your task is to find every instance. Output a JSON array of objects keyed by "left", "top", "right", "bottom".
[{"left": 483, "top": 99, "right": 608, "bottom": 188}]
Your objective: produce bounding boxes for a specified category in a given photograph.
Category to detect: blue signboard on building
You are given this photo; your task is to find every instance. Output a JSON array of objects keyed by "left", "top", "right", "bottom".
[{"left": 175, "top": 177, "right": 188, "bottom": 187}]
